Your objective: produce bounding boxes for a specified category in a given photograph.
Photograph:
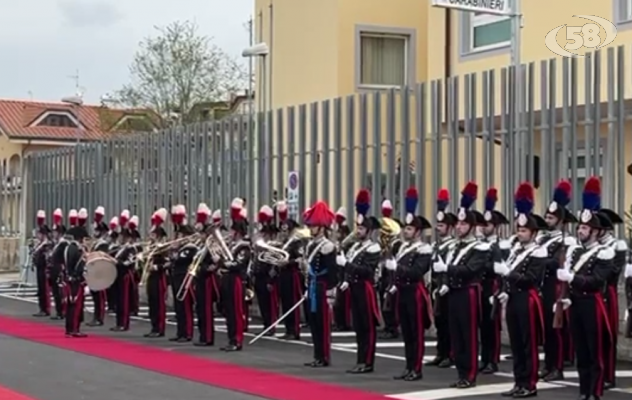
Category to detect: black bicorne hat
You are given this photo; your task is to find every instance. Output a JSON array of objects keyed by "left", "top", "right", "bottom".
[
  {"left": 150, "top": 226, "right": 168, "bottom": 238},
  {"left": 66, "top": 226, "right": 89, "bottom": 241},
  {"left": 598, "top": 208, "right": 623, "bottom": 225},
  {"left": 279, "top": 218, "right": 299, "bottom": 232},
  {"left": 38, "top": 224, "right": 52, "bottom": 235},
  {"left": 436, "top": 188, "right": 457, "bottom": 226},
  {"left": 578, "top": 177, "right": 602, "bottom": 229},
  {"left": 483, "top": 188, "right": 509, "bottom": 226},
  {"left": 357, "top": 214, "right": 381, "bottom": 230},
  {"left": 457, "top": 182, "right": 486, "bottom": 226},
  {"left": 515, "top": 182, "right": 542, "bottom": 231},
  {"left": 405, "top": 214, "right": 432, "bottom": 230},
  {"left": 52, "top": 224, "right": 67, "bottom": 234},
  {"left": 596, "top": 212, "right": 614, "bottom": 230}
]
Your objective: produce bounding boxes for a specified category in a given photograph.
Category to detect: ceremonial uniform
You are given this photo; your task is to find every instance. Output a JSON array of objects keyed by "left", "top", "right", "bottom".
[
  {"left": 111, "top": 212, "right": 140, "bottom": 332},
  {"left": 333, "top": 210, "right": 352, "bottom": 332},
  {"left": 338, "top": 191, "right": 381, "bottom": 373},
  {"left": 478, "top": 188, "right": 509, "bottom": 375},
  {"left": 493, "top": 183, "right": 546, "bottom": 398},
  {"left": 32, "top": 211, "right": 52, "bottom": 317},
  {"left": 86, "top": 207, "right": 109, "bottom": 326},
  {"left": 378, "top": 199, "right": 399, "bottom": 339},
  {"left": 433, "top": 182, "right": 488, "bottom": 388},
  {"left": 219, "top": 201, "right": 251, "bottom": 351},
  {"left": 253, "top": 205, "right": 280, "bottom": 335},
  {"left": 426, "top": 189, "right": 457, "bottom": 368},
  {"left": 557, "top": 177, "right": 613, "bottom": 400},
  {"left": 64, "top": 226, "right": 89, "bottom": 337},
  {"left": 49, "top": 209, "right": 67, "bottom": 319},
  {"left": 390, "top": 189, "right": 433, "bottom": 381},
  {"left": 277, "top": 206, "right": 306, "bottom": 340},
  {"left": 596, "top": 208, "right": 626, "bottom": 389},
  {"left": 303, "top": 201, "right": 337, "bottom": 367},
  {"left": 169, "top": 220, "right": 197, "bottom": 342},
  {"left": 144, "top": 208, "right": 169, "bottom": 338}
]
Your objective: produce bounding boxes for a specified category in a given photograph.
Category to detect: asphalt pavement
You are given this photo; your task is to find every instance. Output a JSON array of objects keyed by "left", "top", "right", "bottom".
[{"left": 1, "top": 283, "right": 631, "bottom": 399}]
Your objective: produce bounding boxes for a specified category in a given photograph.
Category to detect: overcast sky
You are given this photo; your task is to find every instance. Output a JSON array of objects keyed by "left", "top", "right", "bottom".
[{"left": 0, "top": 0, "right": 253, "bottom": 104}]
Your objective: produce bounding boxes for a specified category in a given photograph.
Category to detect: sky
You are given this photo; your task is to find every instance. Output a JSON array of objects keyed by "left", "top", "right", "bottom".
[{"left": 0, "top": 0, "right": 253, "bottom": 104}]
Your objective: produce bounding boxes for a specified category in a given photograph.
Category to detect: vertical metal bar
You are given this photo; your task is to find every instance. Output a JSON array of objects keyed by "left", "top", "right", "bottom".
[
  {"left": 616, "top": 45, "right": 626, "bottom": 232},
  {"left": 526, "top": 63, "right": 535, "bottom": 185},
  {"left": 569, "top": 58, "right": 579, "bottom": 210},
  {"left": 605, "top": 48, "right": 615, "bottom": 207},
  {"left": 346, "top": 96, "right": 356, "bottom": 220},
  {"left": 359, "top": 94, "right": 368, "bottom": 191},
  {"left": 593, "top": 51, "right": 603, "bottom": 198},
  {"left": 333, "top": 98, "right": 342, "bottom": 210},
  {"left": 539, "top": 60, "right": 549, "bottom": 208},
  {"left": 372, "top": 92, "right": 382, "bottom": 209},
  {"left": 309, "top": 102, "right": 319, "bottom": 204},
  {"left": 415, "top": 83, "right": 427, "bottom": 211},
  {"left": 298, "top": 104, "right": 307, "bottom": 213},
  {"left": 469, "top": 73, "right": 478, "bottom": 186},
  {"left": 277, "top": 108, "right": 285, "bottom": 203},
  {"left": 386, "top": 90, "right": 396, "bottom": 206},
  {"left": 584, "top": 53, "right": 594, "bottom": 178},
  {"left": 321, "top": 100, "right": 331, "bottom": 203},
  {"left": 399, "top": 86, "right": 411, "bottom": 220}
]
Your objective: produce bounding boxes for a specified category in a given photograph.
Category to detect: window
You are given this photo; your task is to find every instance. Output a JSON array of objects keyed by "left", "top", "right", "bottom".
[
  {"left": 37, "top": 113, "right": 77, "bottom": 128},
  {"left": 470, "top": 13, "right": 511, "bottom": 52},
  {"left": 616, "top": 0, "right": 632, "bottom": 23},
  {"left": 359, "top": 32, "right": 409, "bottom": 87}
]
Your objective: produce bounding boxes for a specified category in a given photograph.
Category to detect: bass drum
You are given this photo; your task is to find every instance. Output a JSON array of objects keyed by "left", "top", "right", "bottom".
[{"left": 84, "top": 251, "right": 117, "bottom": 291}]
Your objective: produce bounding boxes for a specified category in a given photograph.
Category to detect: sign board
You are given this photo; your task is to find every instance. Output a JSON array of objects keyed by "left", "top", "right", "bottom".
[
  {"left": 287, "top": 171, "right": 300, "bottom": 220},
  {"left": 544, "top": 16, "right": 617, "bottom": 58},
  {"left": 430, "top": 0, "right": 512, "bottom": 16}
]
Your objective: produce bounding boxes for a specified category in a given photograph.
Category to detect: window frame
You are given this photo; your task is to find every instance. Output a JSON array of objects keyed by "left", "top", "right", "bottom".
[
  {"left": 354, "top": 24, "right": 417, "bottom": 92},
  {"left": 469, "top": 13, "right": 511, "bottom": 53},
  {"left": 614, "top": 0, "right": 632, "bottom": 28}
]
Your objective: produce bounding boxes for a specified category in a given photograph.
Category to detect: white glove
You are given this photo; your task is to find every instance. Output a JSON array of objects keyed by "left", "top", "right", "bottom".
[
  {"left": 625, "top": 264, "right": 632, "bottom": 278},
  {"left": 498, "top": 292, "right": 508, "bottom": 304},
  {"left": 626, "top": 310, "right": 629, "bottom": 321},
  {"left": 388, "top": 285, "right": 398, "bottom": 294},
  {"left": 150, "top": 265, "right": 158, "bottom": 271},
  {"left": 433, "top": 260, "right": 447, "bottom": 273},
  {"left": 385, "top": 259, "right": 397, "bottom": 271},
  {"left": 439, "top": 284, "right": 449, "bottom": 296},
  {"left": 336, "top": 254, "right": 347, "bottom": 266},
  {"left": 553, "top": 298, "right": 572, "bottom": 312},
  {"left": 84, "top": 286, "right": 91, "bottom": 296},
  {"left": 557, "top": 268, "right": 574, "bottom": 282},
  {"left": 339, "top": 281, "right": 349, "bottom": 291},
  {"left": 493, "top": 262, "right": 510, "bottom": 276}
]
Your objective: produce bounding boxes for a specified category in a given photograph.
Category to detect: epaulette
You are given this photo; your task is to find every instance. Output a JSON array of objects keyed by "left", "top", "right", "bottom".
[
  {"left": 597, "top": 246, "right": 615, "bottom": 260},
  {"left": 320, "top": 239, "right": 335, "bottom": 254},
  {"left": 475, "top": 242, "right": 491, "bottom": 251},
  {"left": 417, "top": 243, "right": 433, "bottom": 254},
  {"left": 615, "top": 239, "right": 628, "bottom": 252},
  {"left": 181, "top": 243, "right": 198, "bottom": 250},
  {"left": 532, "top": 247, "right": 548, "bottom": 258},
  {"left": 564, "top": 236, "right": 577, "bottom": 246},
  {"left": 499, "top": 240, "right": 512, "bottom": 250},
  {"left": 366, "top": 243, "right": 381, "bottom": 253}
]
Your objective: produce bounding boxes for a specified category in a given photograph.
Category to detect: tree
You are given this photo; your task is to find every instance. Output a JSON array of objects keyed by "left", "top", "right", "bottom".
[{"left": 115, "top": 20, "right": 248, "bottom": 126}]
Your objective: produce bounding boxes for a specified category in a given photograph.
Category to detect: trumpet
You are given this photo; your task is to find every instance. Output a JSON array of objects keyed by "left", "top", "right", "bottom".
[{"left": 137, "top": 234, "right": 200, "bottom": 261}]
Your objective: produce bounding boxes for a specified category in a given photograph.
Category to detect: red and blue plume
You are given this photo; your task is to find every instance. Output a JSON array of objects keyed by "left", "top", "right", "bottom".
[
  {"left": 582, "top": 176, "right": 601, "bottom": 211},
  {"left": 459, "top": 182, "right": 478, "bottom": 209},
  {"left": 355, "top": 189, "right": 371, "bottom": 216},
  {"left": 514, "top": 182, "right": 534, "bottom": 215},
  {"left": 405, "top": 187, "right": 418, "bottom": 214},
  {"left": 485, "top": 188, "right": 498, "bottom": 212},
  {"left": 437, "top": 189, "right": 450, "bottom": 211},
  {"left": 552, "top": 180, "right": 572, "bottom": 207}
]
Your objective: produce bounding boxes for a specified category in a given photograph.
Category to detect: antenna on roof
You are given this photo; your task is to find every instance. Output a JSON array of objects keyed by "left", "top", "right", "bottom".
[{"left": 62, "top": 69, "right": 84, "bottom": 106}]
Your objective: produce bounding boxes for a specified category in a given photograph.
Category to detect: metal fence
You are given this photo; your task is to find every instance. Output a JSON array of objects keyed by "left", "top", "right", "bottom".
[{"left": 22, "top": 46, "right": 631, "bottom": 236}]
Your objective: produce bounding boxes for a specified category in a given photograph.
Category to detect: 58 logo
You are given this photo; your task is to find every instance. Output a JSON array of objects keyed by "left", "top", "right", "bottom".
[{"left": 545, "top": 15, "right": 617, "bottom": 57}]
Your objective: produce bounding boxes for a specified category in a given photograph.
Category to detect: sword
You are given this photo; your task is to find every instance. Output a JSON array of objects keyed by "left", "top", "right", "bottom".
[{"left": 249, "top": 294, "right": 307, "bottom": 345}]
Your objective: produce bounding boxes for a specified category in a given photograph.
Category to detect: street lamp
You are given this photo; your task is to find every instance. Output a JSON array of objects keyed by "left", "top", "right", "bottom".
[{"left": 242, "top": 42, "right": 270, "bottom": 206}]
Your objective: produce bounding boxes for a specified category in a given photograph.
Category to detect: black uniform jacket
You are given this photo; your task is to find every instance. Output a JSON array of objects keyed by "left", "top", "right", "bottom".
[
  {"left": 64, "top": 241, "right": 85, "bottom": 281},
  {"left": 600, "top": 236, "right": 627, "bottom": 286},
  {"left": 394, "top": 241, "right": 433, "bottom": 286},
  {"left": 430, "top": 237, "right": 455, "bottom": 288},
  {"left": 539, "top": 233, "right": 576, "bottom": 301},
  {"left": 219, "top": 240, "right": 252, "bottom": 278},
  {"left": 504, "top": 244, "right": 547, "bottom": 294},
  {"left": 171, "top": 243, "right": 198, "bottom": 276},
  {"left": 306, "top": 237, "right": 337, "bottom": 289},
  {"left": 446, "top": 238, "right": 489, "bottom": 289},
  {"left": 567, "top": 243, "right": 614, "bottom": 296},
  {"left": 344, "top": 240, "right": 381, "bottom": 283},
  {"left": 32, "top": 240, "right": 52, "bottom": 268},
  {"left": 114, "top": 244, "right": 138, "bottom": 275}
]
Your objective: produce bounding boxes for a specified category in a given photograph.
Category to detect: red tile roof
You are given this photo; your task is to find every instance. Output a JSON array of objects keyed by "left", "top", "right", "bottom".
[{"left": 0, "top": 99, "right": 156, "bottom": 141}]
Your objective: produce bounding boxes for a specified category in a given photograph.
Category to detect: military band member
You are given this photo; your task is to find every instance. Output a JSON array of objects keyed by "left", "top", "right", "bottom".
[
  {"left": 144, "top": 208, "right": 169, "bottom": 338},
  {"left": 68, "top": 209, "right": 78, "bottom": 228},
  {"left": 86, "top": 206, "right": 111, "bottom": 326},
  {"left": 50, "top": 208, "right": 67, "bottom": 320},
  {"left": 492, "top": 183, "right": 546, "bottom": 398},
  {"left": 169, "top": 204, "right": 196, "bottom": 342},
  {"left": 332, "top": 207, "right": 352, "bottom": 332},
  {"left": 32, "top": 210, "right": 52, "bottom": 317},
  {"left": 388, "top": 188, "right": 433, "bottom": 381},
  {"left": 538, "top": 180, "right": 577, "bottom": 381},
  {"left": 337, "top": 189, "right": 381, "bottom": 373},
  {"left": 217, "top": 198, "right": 252, "bottom": 351},
  {"left": 253, "top": 205, "right": 280, "bottom": 335},
  {"left": 596, "top": 207, "right": 626, "bottom": 389},
  {"left": 557, "top": 177, "right": 613, "bottom": 400},
  {"left": 624, "top": 259, "right": 632, "bottom": 339},
  {"left": 478, "top": 188, "right": 509, "bottom": 375},
  {"left": 111, "top": 211, "right": 137, "bottom": 332},
  {"left": 303, "top": 201, "right": 336, "bottom": 367},
  {"left": 64, "top": 225, "right": 90, "bottom": 337},
  {"left": 432, "top": 182, "right": 488, "bottom": 389},
  {"left": 276, "top": 201, "right": 304, "bottom": 340},
  {"left": 377, "top": 198, "right": 398, "bottom": 339},
  {"left": 426, "top": 189, "right": 457, "bottom": 368},
  {"left": 106, "top": 216, "right": 120, "bottom": 313},
  {"left": 194, "top": 203, "right": 218, "bottom": 346}
]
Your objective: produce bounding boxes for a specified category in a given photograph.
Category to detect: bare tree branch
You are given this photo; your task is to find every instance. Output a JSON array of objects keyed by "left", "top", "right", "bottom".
[{"left": 114, "top": 20, "right": 248, "bottom": 126}]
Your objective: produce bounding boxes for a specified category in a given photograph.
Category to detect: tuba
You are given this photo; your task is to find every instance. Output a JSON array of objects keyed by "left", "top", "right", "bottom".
[
  {"left": 380, "top": 217, "right": 402, "bottom": 256},
  {"left": 255, "top": 239, "right": 289, "bottom": 264}
]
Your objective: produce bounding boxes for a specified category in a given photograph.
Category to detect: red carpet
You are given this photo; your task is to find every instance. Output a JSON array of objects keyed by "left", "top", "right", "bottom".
[
  {"left": 0, "top": 384, "right": 41, "bottom": 400},
  {"left": 0, "top": 315, "right": 388, "bottom": 400}
]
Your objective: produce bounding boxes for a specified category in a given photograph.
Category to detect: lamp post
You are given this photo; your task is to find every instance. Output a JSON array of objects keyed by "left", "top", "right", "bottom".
[{"left": 241, "top": 42, "right": 270, "bottom": 206}]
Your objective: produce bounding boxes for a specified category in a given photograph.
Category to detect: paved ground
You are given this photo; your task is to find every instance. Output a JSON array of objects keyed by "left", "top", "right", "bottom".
[
  {"left": 1, "top": 283, "right": 632, "bottom": 399},
  {"left": 0, "top": 333, "right": 269, "bottom": 400}
]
